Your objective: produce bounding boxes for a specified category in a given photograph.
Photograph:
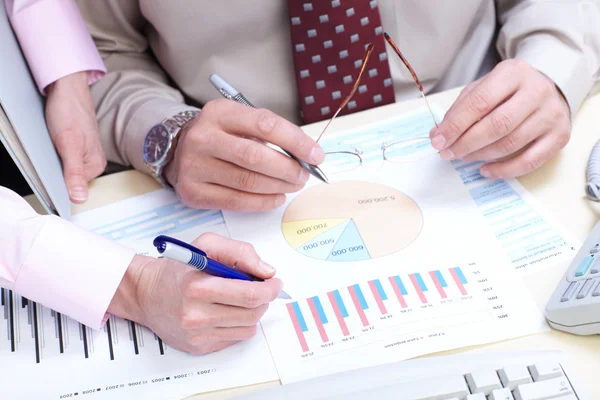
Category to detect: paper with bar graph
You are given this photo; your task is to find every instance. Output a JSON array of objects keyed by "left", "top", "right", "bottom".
[
  {"left": 0, "top": 189, "right": 278, "bottom": 400},
  {"left": 265, "top": 259, "right": 545, "bottom": 383},
  {"left": 223, "top": 111, "right": 549, "bottom": 382}
]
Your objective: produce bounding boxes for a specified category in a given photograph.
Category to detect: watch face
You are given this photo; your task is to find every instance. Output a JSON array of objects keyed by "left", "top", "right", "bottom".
[{"left": 143, "top": 124, "right": 170, "bottom": 164}]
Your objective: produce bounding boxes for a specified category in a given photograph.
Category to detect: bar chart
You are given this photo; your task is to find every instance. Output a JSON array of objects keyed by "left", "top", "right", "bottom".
[{"left": 284, "top": 264, "right": 503, "bottom": 355}]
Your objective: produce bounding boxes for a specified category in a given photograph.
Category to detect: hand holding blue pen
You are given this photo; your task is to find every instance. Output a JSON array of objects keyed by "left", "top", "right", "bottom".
[{"left": 153, "top": 235, "right": 291, "bottom": 299}]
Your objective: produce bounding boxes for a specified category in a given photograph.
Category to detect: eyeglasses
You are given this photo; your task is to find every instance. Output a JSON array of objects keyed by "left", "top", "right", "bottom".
[{"left": 317, "top": 33, "right": 440, "bottom": 175}]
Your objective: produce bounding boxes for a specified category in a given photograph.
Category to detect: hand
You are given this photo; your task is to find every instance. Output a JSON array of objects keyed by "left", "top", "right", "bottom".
[
  {"left": 429, "top": 59, "right": 571, "bottom": 179},
  {"left": 45, "top": 72, "right": 107, "bottom": 203},
  {"left": 108, "top": 233, "right": 283, "bottom": 355},
  {"left": 164, "top": 99, "right": 325, "bottom": 211}
]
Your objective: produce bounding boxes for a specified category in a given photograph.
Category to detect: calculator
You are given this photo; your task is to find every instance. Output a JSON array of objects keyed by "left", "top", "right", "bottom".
[{"left": 545, "top": 220, "right": 600, "bottom": 335}]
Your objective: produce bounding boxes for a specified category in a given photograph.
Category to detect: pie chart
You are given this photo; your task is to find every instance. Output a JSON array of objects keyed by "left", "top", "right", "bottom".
[{"left": 281, "top": 181, "right": 423, "bottom": 262}]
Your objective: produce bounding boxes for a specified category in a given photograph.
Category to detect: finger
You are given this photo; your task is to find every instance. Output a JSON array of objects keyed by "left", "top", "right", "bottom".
[
  {"left": 200, "top": 157, "right": 303, "bottom": 194},
  {"left": 205, "top": 303, "right": 269, "bottom": 327},
  {"left": 193, "top": 232, "right": 277, "bottom": 278},
  {"left": 431, "top": 80, "right": 481, "bottom": 141},
  {"left": 209, "top": 131, "right": 309, "bottom": 185},
  {"left": 479, "top": 132, "right": 564, "bottom": 179},
  {"left": 462, "top": 111, "right": 546, "bottom": 163},
  {"left": 187, "top": 340, "right": 239, "bottom": 356},
  {"left": 191, "top": 276, "right": 283, "bottom": 308},
  {"left": 196, "top": 326, "right": 258, "bottom": 344},
  {"left": 433, "top": 62, "right": 522, "bottom": 151},
  {"left": 206, "top": 99, "right": 325, "bottom": 164},
  {"left": 442, "top": 91, "right": 536, "bottom": 161},
  {"left": 56, "top": 135, "right": 89, "bottom": 204},
  {"left": 177, "top": 181, "right": 286, "bottom": 212}
]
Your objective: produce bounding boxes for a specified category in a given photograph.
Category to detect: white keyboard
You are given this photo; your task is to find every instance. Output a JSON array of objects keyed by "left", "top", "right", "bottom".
[{"left": 235, "top": 351, "right": 587, "bottom": 399}]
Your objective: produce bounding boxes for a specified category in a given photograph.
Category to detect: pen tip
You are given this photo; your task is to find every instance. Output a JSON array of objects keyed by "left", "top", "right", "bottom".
[{"left": 279, "top": 290, "right": 292, "bottom": 300}]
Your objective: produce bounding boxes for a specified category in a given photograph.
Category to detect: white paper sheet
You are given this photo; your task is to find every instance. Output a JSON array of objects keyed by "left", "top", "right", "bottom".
[
  {"left": 0, "top": 190, "right": 278, "bottom": 399},
  {"left": 312, "top": 107, "right": 580, "bottom": 274},
  {"left": 222, "top": 110, "right": 549, "bottom": 383}
]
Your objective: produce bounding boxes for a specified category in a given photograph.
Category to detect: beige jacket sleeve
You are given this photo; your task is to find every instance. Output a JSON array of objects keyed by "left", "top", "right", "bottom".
[
  {"left": 496, "top": 0, "right": 600, "bottom": 114},
  {"left": 76, "top": 1, "right": 198, "bottom": 171}
]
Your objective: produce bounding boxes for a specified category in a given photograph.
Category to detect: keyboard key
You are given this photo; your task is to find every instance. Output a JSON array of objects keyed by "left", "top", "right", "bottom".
[
  {"left": 593, "top": 280, "right": 600, "bottom": 297},
  {"left": 466, "top": 370, "right": 502, "bottom": 395},
  {"left": 499, "top": 365, "right": 533, "bottom": 390},
  {"left": 575, "top": 255, "right": 594, "bottom": 277},
  {"left": 513, "top": 376, "right": 573, "bottom": 400},
  {"left": 529, "top": 362, "right": 563, "bottom": 381},
  {"left": 576, "top": 279, "right": 594, "bottom": 299},
  {"left": 560, "top": 282, "right": 579, "bottom": 302},
  {"left": 466, "top": 395, "right": 486, "bottom": 400},
  {"left": 489, "top": 388, "right": 515, "bottom": 400}
]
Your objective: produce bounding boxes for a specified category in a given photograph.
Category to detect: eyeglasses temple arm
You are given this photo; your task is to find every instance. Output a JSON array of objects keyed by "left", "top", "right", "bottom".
[{"left": 383, "top": 32, "right": 438, "bottom": 129}]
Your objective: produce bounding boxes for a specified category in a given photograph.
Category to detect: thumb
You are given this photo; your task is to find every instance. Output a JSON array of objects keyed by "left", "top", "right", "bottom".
[
  {"left": 193, "top": 233, "right": 277, "bottom": 279},
  {"left": 62, "top": 150, "right": 89, "bottom": 204}
]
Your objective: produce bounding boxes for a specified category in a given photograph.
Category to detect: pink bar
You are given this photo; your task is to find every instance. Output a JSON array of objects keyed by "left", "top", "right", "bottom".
[
  {"left": 409, "top": 274, "right": 428, "bottom": 304},
  {"left": 368, "top": 280, "right": 388, "bottom": 315},
  {"left": 327, "top": 292, "right": 350, "bottom": 336},
  {"left": 450, "top": 268, "right": 468, "bottom": 296},
  {"left": 429, "top": 271, "right": 447, "bottom": 299},
  {"left": 286, "top": 303, "right": 309, "bottom": 352},
  {"left": 388, "top": 277, "right": 408, "bottom": 308},
  {"left": 307, "top": 298, "right": 329, "bottom": 343},
  {"left": 348, "top": 286, "right": 370, "bottom": 327}
]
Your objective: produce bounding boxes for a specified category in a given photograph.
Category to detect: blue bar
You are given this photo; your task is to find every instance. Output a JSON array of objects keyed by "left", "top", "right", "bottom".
[
  {"left": 353, "top": 284, "right": 369, "bottom": 310},
  {"left": 414, "top": 273, "right": 428, "bottom": 292},
  {"left": 311, "top": 296, "right": 328, "bottom": 324},
  {"left": 454, "top": 267, "right": 468, "bottom": 284},
  {"left": 374, "top": 279, "right": 388, "bottom": 300},
  {"left": 333, "top": 290, "right": 348, "bottom": 318},
  {"left": 292, "top": 302, "right": 308, "bottom": 332},
  {"left": 434, "top": 270, "right": 448, "bottom": 287},
  {"left": 393, "top": 276, "right": 408, "bottom": 295}
]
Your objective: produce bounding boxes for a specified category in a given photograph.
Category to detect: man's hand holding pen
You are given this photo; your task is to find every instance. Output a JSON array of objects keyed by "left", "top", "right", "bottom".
[
  {"left": 164, "top": 99, "right": 325, "bottom": 211},
  {"left": 108, "top": 233, "right": 282, "bottom": 355}
]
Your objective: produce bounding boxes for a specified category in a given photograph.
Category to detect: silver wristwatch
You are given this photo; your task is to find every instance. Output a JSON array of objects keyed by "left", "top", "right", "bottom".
[{"left": 142, "top": 110, "right": 199, "bottom": 188}]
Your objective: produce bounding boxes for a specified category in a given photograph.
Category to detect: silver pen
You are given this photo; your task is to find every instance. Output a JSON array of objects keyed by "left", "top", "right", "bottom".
[{"left": 209, "top": 74, "right": 329, "bottom": 184}]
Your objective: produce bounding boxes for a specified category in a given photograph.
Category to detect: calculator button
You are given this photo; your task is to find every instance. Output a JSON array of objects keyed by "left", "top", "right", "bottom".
[
  {"left": 575, "top": 256, "right": 594, "bottom": 277},
  {"left": 576, "top": 279, "right": 594, "bottom": 299},
  {"left": 592, "top": 280, "right": 600, "bottom": 297},
  {"left": 591, "top": 247, "right": 599, "bottom": 254},
  {"left": 560, "top": 282, "right": 579, "bottom": 302}
]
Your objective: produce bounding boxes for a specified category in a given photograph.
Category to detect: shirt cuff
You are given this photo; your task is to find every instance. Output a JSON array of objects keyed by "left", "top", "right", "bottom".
[
  {"left": 9, "top": 0, "right": 106, "bottom": 94},
  {"left": 513, "top": 33, "right": 594, "bottom": 115},
  {"left": 14, "top": 215, "right": 135, "bottom": 330},
  {"left": 124, "top": 98, "right": 200, "bottom": 173}
]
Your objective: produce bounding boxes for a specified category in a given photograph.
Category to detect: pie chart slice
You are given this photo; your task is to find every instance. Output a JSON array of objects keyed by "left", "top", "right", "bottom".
[{"left": 281, "top": 181, "right": 423, "bottom": 262}]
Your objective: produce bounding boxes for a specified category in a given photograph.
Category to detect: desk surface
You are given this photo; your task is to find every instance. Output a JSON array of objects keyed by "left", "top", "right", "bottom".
[{"left": 34, "top": 87, "right": 600, "bottom": 399}]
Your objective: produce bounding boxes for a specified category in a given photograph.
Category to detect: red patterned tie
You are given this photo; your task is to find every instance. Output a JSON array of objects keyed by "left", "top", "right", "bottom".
[{"left": 288, "top": 0, "right": 395, "bottom": 124}]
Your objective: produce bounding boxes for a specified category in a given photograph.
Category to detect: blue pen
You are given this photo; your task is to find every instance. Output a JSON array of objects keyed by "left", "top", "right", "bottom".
[{"left": 153, "top": 235, "right": 291, "bottom": 300}]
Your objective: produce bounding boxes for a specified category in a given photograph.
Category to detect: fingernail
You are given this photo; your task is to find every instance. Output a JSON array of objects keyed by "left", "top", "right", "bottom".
[
  {"left": 275, "top": 194, "right": 286, "bottom": 207},
  {"left": 298, "top": 168, "right": 310, "bottom": 184},
  {"left": 259, "top": 261, "right": 276, "bottom": 274},
  {"left": 431, "top": 135, "right": 446, "bottom": 150},
  {"left": 70, "top": 186, "right": 88, "bottom": 202},
  {"left": 480, "top": 168, "right": 491, "bottom": 178},
  {"left": 310, "top": 146, "right": 325, "bottom": 164},
  {"left": 440, "top": 148, "right": 454, "bottom": 161}
]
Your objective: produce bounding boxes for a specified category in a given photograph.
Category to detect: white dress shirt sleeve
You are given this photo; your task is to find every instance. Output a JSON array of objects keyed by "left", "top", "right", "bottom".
[
  {"left": 496, "top": 0, "right": 600, "bottom": 114},
  {"left": 0, "top": 187, "right": 135, "bottom": 329}
]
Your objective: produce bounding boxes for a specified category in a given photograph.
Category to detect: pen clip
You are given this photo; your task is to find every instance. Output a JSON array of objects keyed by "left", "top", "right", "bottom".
[{"left": 153, "top": 235, "right": 207, "bottom": 257}]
